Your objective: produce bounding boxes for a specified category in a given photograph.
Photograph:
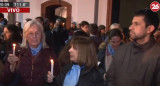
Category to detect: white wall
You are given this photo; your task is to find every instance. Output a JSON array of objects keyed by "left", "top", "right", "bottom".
[
  {"left": 16, "top": 0, "right": 45, "bottom": 27},
  {"left": 2, "top": 0, "right": 107, "bottom": 27},
  {"left": 64, "top": 0, "right": 95, "bottom": 24},
  {"left": 98, "top": 0, "right": 107, "bottom": 26},
  {"left": 63, "top": 0, "right": 77, "bottom": 23},
  {"left": 65, "top": 0, "right": 107, "bottom": 26},
  {"left": 77, "top": 0, "right": 95, "bottom": 24}
]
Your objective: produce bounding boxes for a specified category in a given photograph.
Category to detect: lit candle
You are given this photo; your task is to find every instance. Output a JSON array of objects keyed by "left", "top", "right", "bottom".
[
  {"left": 50, "top": 59, "right": 54, "bottom": 76},
  {"left": 12, "top": 44, "right": 16, "bottom": 55}
]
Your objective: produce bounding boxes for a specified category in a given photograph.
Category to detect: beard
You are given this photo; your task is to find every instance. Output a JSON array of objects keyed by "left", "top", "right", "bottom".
[{"left": 129, "top": 31, "right": 146, "bottom": 41}]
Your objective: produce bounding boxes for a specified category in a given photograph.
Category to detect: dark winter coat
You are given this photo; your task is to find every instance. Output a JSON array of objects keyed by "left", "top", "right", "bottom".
[
  {"left": 47, "top": 64, "right": 105, "bottom": 86},
  {"left": 0, "top": 47, "right": 60, "bottom": 86},
  {"left": 106, "top": 38, "right": 160, "bottom": 86}
]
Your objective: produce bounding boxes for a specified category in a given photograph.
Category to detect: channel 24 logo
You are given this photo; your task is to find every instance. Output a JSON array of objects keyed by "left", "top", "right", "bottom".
[{"left": 150, "top": 1, "right": 160, "bottom": 12}]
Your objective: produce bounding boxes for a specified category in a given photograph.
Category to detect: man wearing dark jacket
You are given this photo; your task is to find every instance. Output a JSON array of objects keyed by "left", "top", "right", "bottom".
[
  {"left": 52, "top": 19, "right": 68, "bottom": 56},
  {"left": 106, "top": 9, "right": 160, "bottom": 86}
]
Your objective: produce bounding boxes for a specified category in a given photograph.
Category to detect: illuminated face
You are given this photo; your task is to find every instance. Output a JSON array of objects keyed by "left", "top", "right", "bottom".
[
  {"left": 26, "top": 25, "right": 42, "bottom": 48},
  {"left": 69, "top": 44, "right": 78, "bottom": 63},
  {"left": 129, "top": 16, "right": 148, "bottom": 41},
  {"left": 3, "top": 27, "right": 12, "bottom": 40},
  {"left": 109, "top": 36, "right": 121, "bottom": 50}
]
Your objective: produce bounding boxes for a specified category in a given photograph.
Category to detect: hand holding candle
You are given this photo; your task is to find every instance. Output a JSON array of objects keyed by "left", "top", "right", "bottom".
[
  {"left": 50, "top": 59, "right": 54, "bottom": 76},
  {"left": 12, "top": 43, "right": 16, "bottom": 55}
]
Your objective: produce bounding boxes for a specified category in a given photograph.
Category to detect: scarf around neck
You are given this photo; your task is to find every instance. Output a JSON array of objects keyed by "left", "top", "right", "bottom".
[
  {"left": 30, "top": 43, "right": 42, "bottom": 56},
  {"left": 108, "top": 44, "right": 115, "bottom": 56},
  {"left": 63, "top": 64, "right": 81, "bottom": 86}
]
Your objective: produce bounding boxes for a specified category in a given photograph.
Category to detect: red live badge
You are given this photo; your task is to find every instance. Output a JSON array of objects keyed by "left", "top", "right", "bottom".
[{"left": 150, "top": 1, "right": 160, "bottom": 12}]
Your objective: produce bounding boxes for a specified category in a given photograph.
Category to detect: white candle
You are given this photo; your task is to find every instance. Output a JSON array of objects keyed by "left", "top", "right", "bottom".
[
  {"left": 13, "top": 44, "right": 16, "bottom": 55},
  {"left": 50, "top": 59, "right": 54, "bottom": 76}
]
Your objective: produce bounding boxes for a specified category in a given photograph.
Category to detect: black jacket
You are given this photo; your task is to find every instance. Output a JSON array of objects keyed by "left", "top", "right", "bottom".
[{"left": 48, "top": 64, "right": 105, "bottom": 86}]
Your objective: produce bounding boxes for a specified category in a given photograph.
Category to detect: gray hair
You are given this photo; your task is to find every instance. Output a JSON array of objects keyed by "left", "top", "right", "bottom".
[
  {"left": 110, "top": 23, "right": 123, "bottom": 32},
  {"left": 21, "top": 20, "right": 48, "bottom": 48}
]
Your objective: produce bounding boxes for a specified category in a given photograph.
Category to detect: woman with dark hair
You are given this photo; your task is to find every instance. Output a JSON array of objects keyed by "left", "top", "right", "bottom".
[
  {"left": 0, "top": 24, "right": 22, "bottom": 63},
  {"left": 4, "top": 24, "right": 22, "bottom": 43},
  {"left": 47, "top": 36, "right": 105, "bottom": 86},
  {"left": 58, "top": 30, "right": 89, "bottom": 72},
  {"left": 98, "top": 29, "right": 123, "bottom": 83}
]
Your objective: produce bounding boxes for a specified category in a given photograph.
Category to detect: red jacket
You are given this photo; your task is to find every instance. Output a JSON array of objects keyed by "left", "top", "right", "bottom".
[{"left": 0, "top": 47, "right": 60, "bottom": 86}]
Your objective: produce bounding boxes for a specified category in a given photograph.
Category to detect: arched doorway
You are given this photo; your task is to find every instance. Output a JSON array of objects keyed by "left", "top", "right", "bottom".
[{"left": 41, "top": 0, "right": 72, "bottom": 29}]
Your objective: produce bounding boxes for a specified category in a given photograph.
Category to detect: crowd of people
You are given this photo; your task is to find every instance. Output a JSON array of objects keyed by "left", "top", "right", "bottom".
[{"left": 0, "top": 8, "right": 160, "bottom": 86}]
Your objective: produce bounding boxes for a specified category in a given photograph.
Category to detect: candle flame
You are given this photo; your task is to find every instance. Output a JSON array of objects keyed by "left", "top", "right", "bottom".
[
  {"left": 13, "top": 44, "right": 16, "bottom": 47},
  {"left": 50, "top": 59, "right": 54, "bottom": 63}
]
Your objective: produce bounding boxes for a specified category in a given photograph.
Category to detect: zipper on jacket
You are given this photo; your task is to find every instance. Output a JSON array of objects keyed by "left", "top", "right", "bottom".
[{"left": 30, "top": 56, "right": 34, "bottom": 82}]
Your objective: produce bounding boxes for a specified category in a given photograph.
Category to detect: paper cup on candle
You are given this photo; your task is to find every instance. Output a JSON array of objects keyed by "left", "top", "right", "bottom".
[
  {"left": 12, "top": 43, "right": 16, "bottom": 55},
  {"left": 50, "top": 59, "right": 54, "bottom": 76}
]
